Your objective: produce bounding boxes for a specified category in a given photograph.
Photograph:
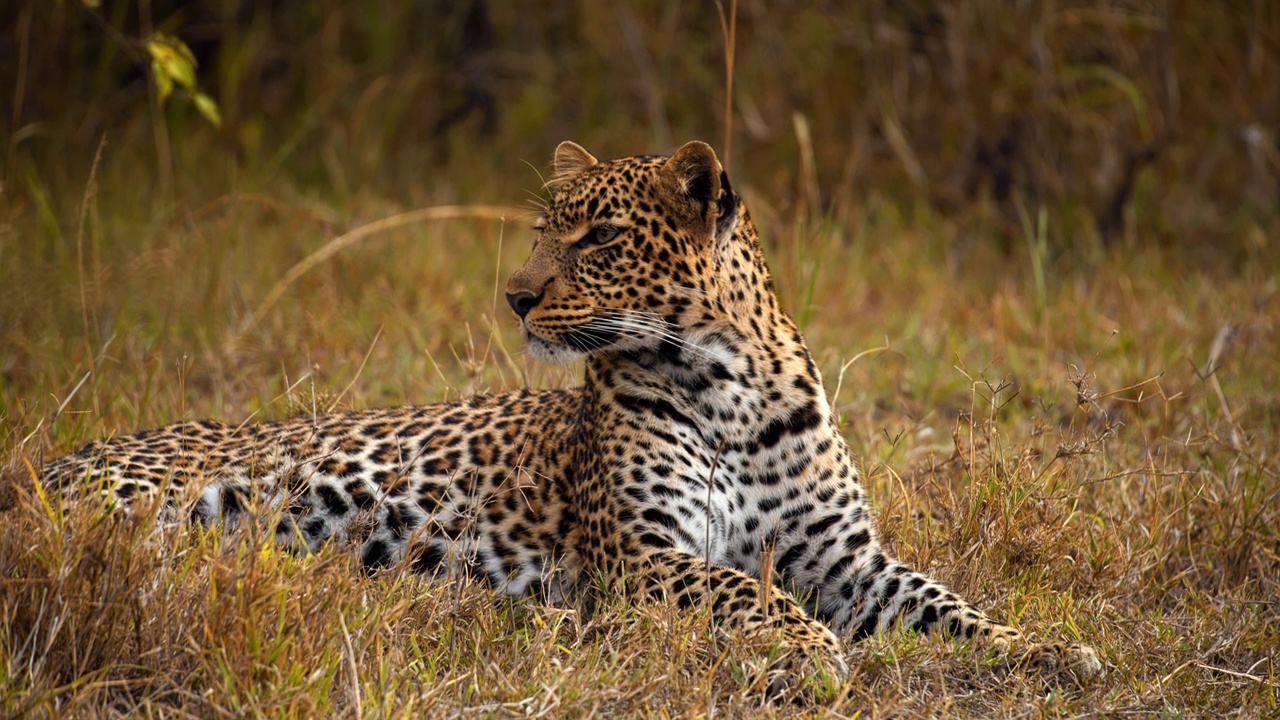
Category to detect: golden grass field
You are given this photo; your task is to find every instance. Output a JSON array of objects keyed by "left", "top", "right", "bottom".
[
  {"left": 2, "top": 2, "right": 1279, "bottom": 717},
  {"left": 2, "top": 146, "right": 1277, "bottom": 717}
]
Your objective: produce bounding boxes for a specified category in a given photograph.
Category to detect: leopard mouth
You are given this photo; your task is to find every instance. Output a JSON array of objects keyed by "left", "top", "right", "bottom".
[
  {"left": 559, "top": 323, "right": 621, "bottom": 353},
  {"left": 520, "top": 318, "right": 623, "bottom": 364}
]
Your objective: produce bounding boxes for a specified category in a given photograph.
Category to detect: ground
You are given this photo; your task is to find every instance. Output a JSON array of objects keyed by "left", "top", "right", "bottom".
[{"left": 1, "top": 168, "right": 1277, "bottom": 717}]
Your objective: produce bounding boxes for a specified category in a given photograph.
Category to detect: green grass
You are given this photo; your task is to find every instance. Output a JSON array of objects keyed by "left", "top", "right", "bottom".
[{"left": 1, "top": 145, "right": 1276, "bottom": 717}]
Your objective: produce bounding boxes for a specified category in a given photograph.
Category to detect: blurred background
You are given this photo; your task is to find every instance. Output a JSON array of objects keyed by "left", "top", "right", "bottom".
[
  {"left": 1, "top": 0, "right": 1278, "bottom": 424},
  {"left": 2, "top": 8, "right": 1277, "bottom": 714},
  {"left": 4, "top": 0, "right": 1277, "bottom": 255}
]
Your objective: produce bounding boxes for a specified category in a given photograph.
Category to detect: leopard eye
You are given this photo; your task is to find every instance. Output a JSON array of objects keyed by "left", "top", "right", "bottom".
[{"left": 576, "top": 225, "right": 620, "bottom": 249}]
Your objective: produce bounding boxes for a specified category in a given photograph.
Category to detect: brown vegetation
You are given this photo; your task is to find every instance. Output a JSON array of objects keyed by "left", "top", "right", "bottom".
[{"left": 2, "top": 1, "right": 1277, "bottom": 716}]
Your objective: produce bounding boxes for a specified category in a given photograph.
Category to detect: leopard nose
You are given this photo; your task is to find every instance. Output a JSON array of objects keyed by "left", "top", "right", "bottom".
[{"left": 505, "top": 291, "right": 542, "bottom": 319}]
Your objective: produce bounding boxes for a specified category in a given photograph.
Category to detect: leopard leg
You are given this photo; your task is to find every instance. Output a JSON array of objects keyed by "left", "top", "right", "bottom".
[
  {"left": 850, "top": 553, "right": 1100, "bottom": 680},
  {"left": 765, "top": 478, "right": 1102, "bottom": 681},
  {"left": 629, "top": 548, "right": 849, "bottom": 695}
]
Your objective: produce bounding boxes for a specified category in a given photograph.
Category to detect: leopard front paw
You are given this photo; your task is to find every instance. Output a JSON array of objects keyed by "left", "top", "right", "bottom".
[
  {"left": 1018, "top": 641, "right": 1104, "bottom": 684},
  {"left": 762, "top": 641, "right": 849, "bottom": 701}
]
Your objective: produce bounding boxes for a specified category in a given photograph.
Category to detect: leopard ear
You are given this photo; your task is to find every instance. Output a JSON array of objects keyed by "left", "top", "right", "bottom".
[
  {"left": 660, "top": 141, "right": 723, "bottom": 221},
  {"left": 552, "top": 141, "right": 598, "bottom": 182}
]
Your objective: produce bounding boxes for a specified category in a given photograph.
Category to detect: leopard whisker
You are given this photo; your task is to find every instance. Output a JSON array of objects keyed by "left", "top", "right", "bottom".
[
  {"left": 667, "top": 284, "right": 710, "bottom": 297},
  {"left": 584, "top": 313, "right": 720, "bottom": 363}
]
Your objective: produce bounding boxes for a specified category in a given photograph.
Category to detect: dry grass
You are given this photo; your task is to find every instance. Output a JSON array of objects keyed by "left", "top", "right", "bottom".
[
  {"left": 2, "top": 2, "right": 1278, "bottom": 715},
  {"left": 6, "top": 2, "right": 1278, "bottom": 251},
  {"left": 1, "top": 151, "right": 1277, "bottom": 718}
]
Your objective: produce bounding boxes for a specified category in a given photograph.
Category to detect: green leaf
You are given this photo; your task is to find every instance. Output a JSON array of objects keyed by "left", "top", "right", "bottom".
[
  {"left": 194, "top": 92, "right": 222, "bottom": 128},
  {"left": 152, "top": 63, "right": 174, "bottom": 103},
  {"left": 146, "top": 34, "right": 198, "bottom": 96}
]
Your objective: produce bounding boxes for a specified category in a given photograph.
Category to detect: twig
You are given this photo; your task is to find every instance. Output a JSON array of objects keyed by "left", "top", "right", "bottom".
[
  {"left": 828, "top": 340, "right": 893, "bottom": 411},
  {"left": 714, "top": 0, "right": 738, "bottom": 168},
  {"left": 76, "top": 136, "right": 107, "bottom": 359},
  {"left": 338, "top": 613, "right": 362, "bottom": 720},
  {"left": 704, "top": 439, "right": 727, "bottom": 646},
  {"left": 235, "top": 205, "right": 524, "bottom": 339},
  {"left": 1194, "top": 662, "right": 1267, "bottom": 684},
  {"left": 1093, "top": 371, "right": 1166, "bottom": 402},
  {"left": 332, "top": 327, "right": 384, "bottom": 412},
  {"left": 19, "top": 370, "right": 94, "bottom": 451}
]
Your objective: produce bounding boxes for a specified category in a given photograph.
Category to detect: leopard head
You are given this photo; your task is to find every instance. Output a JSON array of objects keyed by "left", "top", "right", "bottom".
[{"left": 506, "top": 140, "right": 743, "bottom": 364}]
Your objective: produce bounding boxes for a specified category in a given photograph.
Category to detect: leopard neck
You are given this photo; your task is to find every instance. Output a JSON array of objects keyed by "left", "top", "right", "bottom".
[{"left": 583, "top": 202, "right": 834, "bottom": 444}]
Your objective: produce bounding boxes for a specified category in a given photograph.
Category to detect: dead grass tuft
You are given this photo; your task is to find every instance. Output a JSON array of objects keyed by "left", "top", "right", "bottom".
[{"left": 2, "top": 176, "right": 1276, "bottom": 716}]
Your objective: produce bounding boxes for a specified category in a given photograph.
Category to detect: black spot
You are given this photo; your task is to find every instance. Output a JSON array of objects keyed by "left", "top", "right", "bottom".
[
  {"left": 867, "top": 552, "right": 887, "bottom": 576},
  {"left": 915, "top": 604, "right": 939, "bottom": 631},
  {"left": 412, "top": 543, "right": 447, "bottom": 574},
  {"left": 615, "top": 394, "right": 697, "bottom": 431},
  {"left": 302, "top": 516, "right": 328, "bottom": 540},
  {"left": 638, "top": 532, "right": 673, "bottom": 549},
  {"left": 419, "top": 455, "right": 455, "bottom": 477},
  {"left": 222, "top": 486, "right": 246, "bottom": 514},
  {"left": 775, "top": 543, "right": 805, "bottom": 572},
  {"left": 824, "top": 553, "right": 854, "bottom": 583},
  {"left": 346, "top": 481, "right": 376, "bottom": 510},
  {"left": 755, "top": 404, "right": 822, "bottom": 449},
  {"left": 857, "top": 553, "right": 889, "bottom": 597},
  {"left": 844, "top": 529, "right": 870, "bottom": 552},
  {"left": 385, "top": 504, "right": 408, "bottom": 538},
  {"left": 754, "top": 471, "right": 782, "bottom": 486},
  {"left": 361, "top": 540, "right": 392, "bottom": 569},
  {"left": 641, "top": 507, "right": 678, "bottom": 530},
  {"left": 851, "top": 613, "right": 879, "bottom": 641},
  {"left": 882, "top": 576, "right": 901, "bottom": 602},
  {"left": 714, "top": 172, "right": 738, "bottom": 238},
  {"left": 314, "top": 484, "right": 350, "bottom": 516},
  {"left": 792, "top": 376, "right": 816, "bottom": 397},
  {"left": 897, "top": 594, "right": 921, "bottom": 624},
  {"left": 651, "top": 483, "right": 681, "bottom": 499},
  {"left": 780, "top": 502, "right": 813, "bottom": 520}
]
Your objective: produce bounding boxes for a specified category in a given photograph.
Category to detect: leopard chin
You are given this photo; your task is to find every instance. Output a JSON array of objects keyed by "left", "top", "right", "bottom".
[
  {"left": 523, "top": 318, "right": 631, "bottom": 364},
  {"left": 522, "top": 330, "right": 588, "bottom": 365}
]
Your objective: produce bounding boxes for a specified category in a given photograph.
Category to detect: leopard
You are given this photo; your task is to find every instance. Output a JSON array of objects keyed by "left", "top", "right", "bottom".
[{"left": 34, "top": 140, "right": 1103, "bottom": 695}]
